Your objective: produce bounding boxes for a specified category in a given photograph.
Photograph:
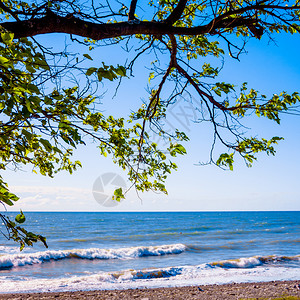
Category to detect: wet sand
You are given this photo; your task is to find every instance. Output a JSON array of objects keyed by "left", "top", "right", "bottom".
[{"left": 1, "top": 280, "right": 299, "bottom": 299}]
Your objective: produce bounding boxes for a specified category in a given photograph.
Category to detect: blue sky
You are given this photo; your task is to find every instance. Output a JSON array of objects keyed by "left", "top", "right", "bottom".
[{"left": 4, "top": 32, "right": 300, "bottom": 212}]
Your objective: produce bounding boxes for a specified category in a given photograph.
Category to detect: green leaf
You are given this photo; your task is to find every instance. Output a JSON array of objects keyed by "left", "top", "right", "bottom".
[
  {"left": 25, "top": 98, "right": 33, "bottom": 113},
  {"left": 176, "top": 144, "right": 186, "bottom": 154},
  {"left": 40, "top": 138, "right": 53, "bottom": 152},
  {"left": 115, "top": 66, "right": 126, "bottom": 77},
  {"left": 1, "top": 32, "right": 14, "bottom": 45},
  {"left": 86, "top": 67, "right": 97, "bottom": 76},
  {"left": 0, "top": 56, "right": 9, "bottom": 65},
  {"left": 1, "top": 198, "right": 14, "bottom": 206},
  {"left": 113, "top": 187, "right": 125, "bottom": 202},
  {"left": 83, "top": 53, "right": 93, "bottom": 60},
  {"left": 38, "top": 60, "right": 50, "bottom": 71},
  {"left": 216, "top": 153, "right": 234, "bottom": 170},
  {"left": 22, "top": 129, "right": 33, "bottom": 141},
  {"left": 28, "top": 84, "right": 40, "bottom": 94},
  {"left": 44, "top": 96, "right": 52, "bottom": 105},
  {"left": 148, "top": 72, "right": 155, "bottom": 83},
  {"left": 15, "top": 211, "right": 26, "bottom": 224}
]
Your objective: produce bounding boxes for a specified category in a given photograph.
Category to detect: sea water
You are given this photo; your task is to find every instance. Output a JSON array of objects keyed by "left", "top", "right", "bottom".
[{"left": 0, "top": 211, "right": 299, "bottom": 293}]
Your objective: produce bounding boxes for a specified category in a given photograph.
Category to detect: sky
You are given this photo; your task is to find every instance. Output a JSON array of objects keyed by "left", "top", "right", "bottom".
[{"left": 3, "top": 29, "right": 300, "bottom": 212}]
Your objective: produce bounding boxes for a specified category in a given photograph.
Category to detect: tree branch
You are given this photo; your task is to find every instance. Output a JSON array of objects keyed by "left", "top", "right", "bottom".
[
  {"left": 0, "top": 2, "right": 20, "bottom": 21},
  {"left": 128, "top": 0, "right": 138, "bottom": 21},
  {"left": 165, "top": 0, "right": 188, "bottom": 25},
  {"left": 0, "top": 11, "right": 261, "bottom": 40}
]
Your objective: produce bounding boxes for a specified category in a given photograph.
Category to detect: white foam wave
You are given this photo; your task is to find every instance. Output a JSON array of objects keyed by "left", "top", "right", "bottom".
[
  {"left": 0, "top": 246, "right": 20, "bottom": 254},
  {"left": 209, "top": 254, "right": 300, "bottom": 268},
  {"left": 1, "top": 260, "right": 300, "bottom": 294},
  {"left": 0, "top": 243, "right": 186, "bottom": 270}
]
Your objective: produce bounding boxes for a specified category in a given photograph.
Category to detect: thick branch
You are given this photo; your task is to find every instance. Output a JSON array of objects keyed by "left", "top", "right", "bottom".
[
  {"left": 165, "top": 0, "right": 188, "bottom": 25},
  {"left": 128, "top": 0, "right": 138, "bottom": 21},
  {"left": 1, "top": 11, "right": 260, "bottom": 40}
]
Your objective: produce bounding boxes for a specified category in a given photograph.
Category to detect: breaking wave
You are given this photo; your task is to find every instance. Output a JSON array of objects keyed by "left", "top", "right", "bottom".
[
  {"left": 209, "top": 254, "right": 300, "bottom": 268},
  {"left": 0, "top": 243, "right": 186, "bottom": 270},
  {"left": 1, "top": 254, "right": 300, "bottom": 293}
]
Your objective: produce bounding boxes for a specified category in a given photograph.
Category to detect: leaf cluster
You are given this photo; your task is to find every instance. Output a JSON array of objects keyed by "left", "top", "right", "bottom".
[{"left": 0, "top": 0, "right": 300, "bottom": 249}]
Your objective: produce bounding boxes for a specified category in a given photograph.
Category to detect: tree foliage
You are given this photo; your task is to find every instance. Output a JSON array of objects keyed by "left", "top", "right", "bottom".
[{"left": 0, "top": 0, "right": 300, "bottom": 249}]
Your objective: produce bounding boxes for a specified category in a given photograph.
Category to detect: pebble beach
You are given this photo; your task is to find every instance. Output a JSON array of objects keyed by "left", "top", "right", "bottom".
[{"left": 1, "top": 280, "right": 300, "bottom": 299}]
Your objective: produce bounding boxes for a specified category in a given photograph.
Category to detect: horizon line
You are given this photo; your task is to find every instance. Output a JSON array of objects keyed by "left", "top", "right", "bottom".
[{"left": 4, "top": 210, "right": 300, "bottom": 213}]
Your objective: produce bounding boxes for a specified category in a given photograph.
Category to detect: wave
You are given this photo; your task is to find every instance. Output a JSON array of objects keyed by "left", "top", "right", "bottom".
[
  {"left": 209, "top": 254, "right": 300, "bottom": 268},
  {"left": 0, "top": 243, "right": 186, "bottom": 270},
  {"left": 1, "top": 256, "right": 300, "bottom": 293},
  {"left": 112, "top": 266, "right": 183, "bottom": 280},
  {"left": 0, "top": 246, "right": 19, "bottom": 254}
]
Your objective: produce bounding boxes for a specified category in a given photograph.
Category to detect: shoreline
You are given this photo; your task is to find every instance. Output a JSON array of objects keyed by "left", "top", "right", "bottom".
[{"left": 0, "top": 280, "right": 299, "bottom": 299}]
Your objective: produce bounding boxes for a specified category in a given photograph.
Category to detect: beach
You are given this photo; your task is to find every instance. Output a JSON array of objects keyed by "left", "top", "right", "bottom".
[{"left": 1, "top": 280, "right": 300, "bottom": 299}]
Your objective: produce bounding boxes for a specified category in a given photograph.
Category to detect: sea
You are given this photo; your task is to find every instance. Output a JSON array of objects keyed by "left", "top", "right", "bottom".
[{"left": 0, "top": 211, "right": 299, "bottom": 293}]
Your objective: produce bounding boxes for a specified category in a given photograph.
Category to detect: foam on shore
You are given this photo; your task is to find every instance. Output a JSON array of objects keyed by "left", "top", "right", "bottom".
[{"left": 0, "top": 254, "right": 299, "bottom": 293}]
